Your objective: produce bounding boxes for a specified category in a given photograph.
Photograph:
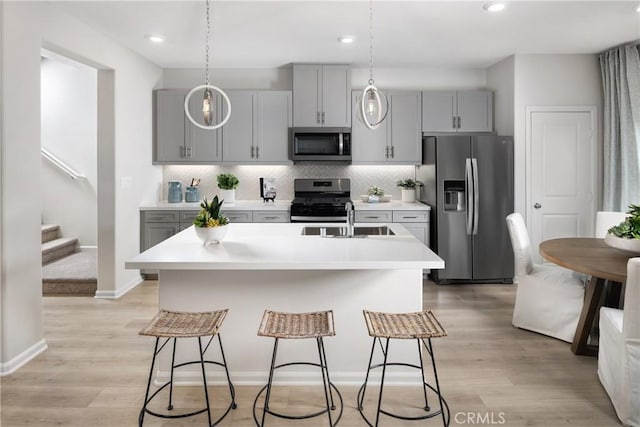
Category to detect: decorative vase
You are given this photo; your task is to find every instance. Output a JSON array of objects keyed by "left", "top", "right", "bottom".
[
  {"left": 195, "top": 225, "right": 228, "bottom": 245},
  {"left": 604, "top": 233, "right": 640, "bottom": 255},
  {"left": 167, "top": 181, "right": 183, "bottom": 203},
  {"left": 401, "top": 189, "right": 416, "bottom": 203},
  {"left": 219, "top": 189, "right": 235, "bottom": 204}
]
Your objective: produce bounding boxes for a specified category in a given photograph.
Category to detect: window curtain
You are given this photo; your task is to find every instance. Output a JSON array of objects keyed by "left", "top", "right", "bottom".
[{"left": 600, "top": 43, "right": 640, "bottom": 211}]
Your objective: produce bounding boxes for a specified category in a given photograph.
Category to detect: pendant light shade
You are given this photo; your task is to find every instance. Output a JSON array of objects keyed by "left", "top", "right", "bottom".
[
  {"left": 184, "top": 0, "right": 231, "bottom": 130},
  {"left": 359, "top": 0, "right": 388, "bottom": 130}
]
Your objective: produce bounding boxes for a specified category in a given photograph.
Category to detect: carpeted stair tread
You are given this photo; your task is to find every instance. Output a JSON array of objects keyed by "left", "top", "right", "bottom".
[
  {"left": 42, "top": 251, "right": 96, "bottom": 282},
  {"left": 41, "top": 224, "right": 60, "bottom": 244},
  {"left": 42, "top": 237, "right": 78, "bottom": 254}
]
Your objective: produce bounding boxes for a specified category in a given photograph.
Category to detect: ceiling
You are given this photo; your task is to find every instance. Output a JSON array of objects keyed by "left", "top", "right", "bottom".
[{"left": 53, "top": 0, "right": 640, "bottom": 69}]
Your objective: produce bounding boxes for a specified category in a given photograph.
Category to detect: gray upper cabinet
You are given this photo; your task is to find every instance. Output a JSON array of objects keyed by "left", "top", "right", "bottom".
[
  {"left": 293, "top": 64, "right": 351, "bottom": 127},
  {"left": 222, "top": 91, "right": 292, "bottom": 163},
  {"left": 352, "top": 90, "right": 421, "bottom": 164},
  {"left": 154, "top": 89, "right": 221, "bottom": 164},
  {"left": 421, "top": 90, "right": 493, "bottom": 133}
]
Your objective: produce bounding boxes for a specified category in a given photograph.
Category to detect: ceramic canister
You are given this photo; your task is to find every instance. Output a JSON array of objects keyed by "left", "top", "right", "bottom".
[{"left": 168, "top": 181, "right": 183, "bottom": 203}]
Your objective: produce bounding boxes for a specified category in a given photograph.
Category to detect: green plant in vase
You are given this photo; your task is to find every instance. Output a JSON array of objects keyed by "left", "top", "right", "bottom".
[
  {"left": 608, "top": 204, "right": 640, "bottom": 239},
  {"left": 193, "top": 196, "right": 229, "bottom": 244},
  {"left": 217, "top": 173, "right": 239, "bottom": 204}
]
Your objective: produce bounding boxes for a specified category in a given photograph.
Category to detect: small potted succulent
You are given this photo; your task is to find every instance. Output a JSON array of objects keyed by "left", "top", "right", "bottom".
[
  {"left": 397, "top": 179, "right": 423, "bottom": 203},
  {"left": 193, "top": 196, "right": 229, "bottom": 245},
  {"left": 217, "top": 173, "right": 239, "bottom": 204},
  {"left": 605, "top": 204, "right": 640, "bottom": 255}
]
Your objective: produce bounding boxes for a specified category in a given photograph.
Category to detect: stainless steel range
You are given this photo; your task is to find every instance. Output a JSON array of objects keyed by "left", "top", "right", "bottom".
[{"left": 290, "top": 178, "right": 352, "bottom": 222}]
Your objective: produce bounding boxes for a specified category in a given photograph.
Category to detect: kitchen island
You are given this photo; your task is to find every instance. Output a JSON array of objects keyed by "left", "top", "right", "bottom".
[{"left": 126, "top": 222, "right": 444, "bottom": 385}]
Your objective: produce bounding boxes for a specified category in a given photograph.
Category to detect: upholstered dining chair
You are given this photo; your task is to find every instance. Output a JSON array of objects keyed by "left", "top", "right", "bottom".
[
  {"left": 598, "top": 257, "right": 639, "bottom": 427},
  {"left": 505, "top": 213, "right": 586, "bottom": 342},
  {"left": 595, "top": 211, "right": 628, "bottom": 238}
]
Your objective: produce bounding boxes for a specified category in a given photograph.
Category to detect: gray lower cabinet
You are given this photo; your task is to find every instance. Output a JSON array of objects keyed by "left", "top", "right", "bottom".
[
  {"left": 355, "top": 210, "right": 393, "bottom": 223},
  {"left": 154, "top": 90, "right": 222, "bottom": 164},
  {"left": 421, "top": 90, "right": 493, "bottom": 133},
  {"left": 222, "top": 91, "right": 292, "bottom": 163},
  {"left": 140, "top": 211, "right": 182, "bottom": 275},
  {"left": 393, "top": 211, "right": 430, "bottom": 246},
  {"left": 352, "top": 90, "right": 421, "bottom": 164},
  {"left": 253, "top": 211, "right": 289, "bottom": 222},
  {"left": 221, "top": 210, "right": 253, "bottom": 223}
]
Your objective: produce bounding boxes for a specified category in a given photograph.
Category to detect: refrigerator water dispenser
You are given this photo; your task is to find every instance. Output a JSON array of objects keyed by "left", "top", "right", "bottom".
[{"left": 443, "top": 180, "right": 465, "bottom": 211}]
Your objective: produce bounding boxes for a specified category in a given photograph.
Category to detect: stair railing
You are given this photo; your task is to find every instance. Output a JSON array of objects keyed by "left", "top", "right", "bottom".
[{"left": 41, "top": 147, "right": 87, "bottom": 181}]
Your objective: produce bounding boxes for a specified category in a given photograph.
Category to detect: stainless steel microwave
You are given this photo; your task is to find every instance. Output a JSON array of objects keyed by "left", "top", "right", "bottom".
[{"left": 290, "top": 128, "right": 351, "bottom": 162}]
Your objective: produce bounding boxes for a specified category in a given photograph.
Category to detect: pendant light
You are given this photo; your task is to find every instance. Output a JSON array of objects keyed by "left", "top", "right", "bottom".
[
  {"left": 360, "top": 0, "right": 388, "bottom": 130},
  {"left": 184, "top": 0, "right": 231, "bottom": 130}
]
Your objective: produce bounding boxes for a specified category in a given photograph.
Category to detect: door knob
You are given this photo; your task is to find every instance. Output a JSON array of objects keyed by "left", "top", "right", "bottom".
[{"left": 534, "top": 203, "right": 542, "bottom": 209}]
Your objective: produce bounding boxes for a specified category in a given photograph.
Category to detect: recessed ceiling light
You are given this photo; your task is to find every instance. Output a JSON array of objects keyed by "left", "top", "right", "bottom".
[
  {"left": 483, "top": 1, "right": 506, "bottom": 12},
  {"left": 338, "top": 36, "right": 355, "bottom": 44},
  {"left": 145, "top": 34, "right": 165, "bottom": 43}
]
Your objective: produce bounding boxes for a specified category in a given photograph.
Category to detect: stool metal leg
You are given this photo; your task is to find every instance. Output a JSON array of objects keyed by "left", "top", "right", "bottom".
[
  {"left": 374, "top": 338, "right": 391, "bottom": 427},
  {"left": 316, "top": 338, "right": 334, "bottom": 426},
  {"left": 217, "top": 334, "right": 238, "bottom": 410},
  {"left": 358, "top": 337, "right": 378, "bottom": 411},
  {"left": 261, "top": 337, "right": 279, "bottom": 427},
  {"left": 424, "top": 338, "right": 448, "bottom": 427},
  {"left": 197, "top": 337, "right": 213, "bottom": 427},
  {"left": 318, "top": 337, "right": 336, "bottom": 410},
  {"left": 139, "top": 337, "right": 160, "bottom": 427},
  {"left": 417, "top": 338, "right": 430, "bottom": 411},
  {"left": 167, "top": 338, "right": 177, "bottom": 411}
]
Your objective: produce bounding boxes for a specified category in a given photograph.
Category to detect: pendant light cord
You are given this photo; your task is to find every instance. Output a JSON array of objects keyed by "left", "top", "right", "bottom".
[
  {"left": 205, "top": 0, "right": 211, "bottom": 86},
  {"left": 368, "top": 0, "right": 374, "bottom": 86}
]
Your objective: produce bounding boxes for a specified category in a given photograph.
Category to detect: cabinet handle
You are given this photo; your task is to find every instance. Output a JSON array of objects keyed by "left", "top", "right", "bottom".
[
  {"left": 322, "top": 112, "right": 325, "bottom": 123},
  {"left": 255, "top": 146, "right": 259, "bottom": 159},
  {"left": 317, "top": 112, "right": 321, "bottom": 124},
  {"left": 390, "top": 146, "right": 394, "bottom": 158},
  {"left": 186, "top": 146, "right": 193, "bottom": 159},
  {"left": 385, "top": 146, "right": 389, "bottom": 158},
  {"left": 250, "top": 146, "right": 255, "bottom": 158},
  {"left": 403, "top": 216, "right": 418, "bottom": 219},
  {"left": 364, "top": 216, "right": 381, "bottom": 219},
  {"left": 263, "top": 216, "right": 278, "bottom": 219},
  {"left": 457, "top": 116, "right": 461, "bottom": 129},
  {"left": 452, "top": 116, "right": 456, "bottom": 129}
]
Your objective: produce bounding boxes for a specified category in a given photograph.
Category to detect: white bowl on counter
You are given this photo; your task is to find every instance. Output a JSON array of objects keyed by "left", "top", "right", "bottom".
[
  {"left": 194, "top": 225, "right": 228, "bottom": 245},
  {"left": 360, "top": 195, "right": 392, "bottom": 203}
]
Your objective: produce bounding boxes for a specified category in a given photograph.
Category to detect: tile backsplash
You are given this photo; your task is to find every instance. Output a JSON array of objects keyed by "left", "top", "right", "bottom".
[{"left": 163, "top": 164, "right": 419, "bottom": 201}]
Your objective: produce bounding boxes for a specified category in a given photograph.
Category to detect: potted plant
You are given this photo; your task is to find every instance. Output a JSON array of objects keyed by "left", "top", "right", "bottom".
[
  {"left": 217, "top": 173, "right": 239, "bottom": 204},
  {"left": 605, "top": 204, "right": 640, "bottom": 255},
  {"left": 397, "top": 179, "right": 423, "bottom": 203},
  {"left": 193, "top": 196, "right": 230, "bottom": 245}
]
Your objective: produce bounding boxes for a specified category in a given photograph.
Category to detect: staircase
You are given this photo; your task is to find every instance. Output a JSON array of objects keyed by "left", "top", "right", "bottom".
[{"left": 41, "top": 224, "right": 97, "bottom": 296}]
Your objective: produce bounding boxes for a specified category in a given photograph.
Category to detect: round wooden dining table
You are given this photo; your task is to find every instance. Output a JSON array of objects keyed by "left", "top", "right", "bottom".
[{"left": 539, "top": 238, "right": 633, "bottom": 356}]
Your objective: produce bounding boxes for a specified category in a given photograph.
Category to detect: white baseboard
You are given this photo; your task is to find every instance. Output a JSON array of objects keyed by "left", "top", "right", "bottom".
[
  {"left": 78, "top": 246, "right": 97, "bottom": 254},
  {"left": 94, "top": 275, "right": 143, "bottom": 299},
  {"left": 0, "top": 339, "right": 48, "bottom": 376}
]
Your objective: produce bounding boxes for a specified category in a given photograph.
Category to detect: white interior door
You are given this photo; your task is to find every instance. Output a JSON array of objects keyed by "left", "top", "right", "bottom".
[{"left": 527, "top": 107, "right": 596, "bottom": 263}]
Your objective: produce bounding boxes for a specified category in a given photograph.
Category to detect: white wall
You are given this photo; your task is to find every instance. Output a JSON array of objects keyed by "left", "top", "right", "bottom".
[
  {"left": 487, "top": 56, "right": 515, "bottom": 136},
  {"left": 1, "top": 1, "right": 162, "bottom": 373},
  {"left": 163, "top": 66, "right": 487, "bottom": 90},
  {"left": 513, "top": 54, "right": 603, "bottom": 217},
  {"left": 41, "top": 55, "right": 97, "bottom": 247}
]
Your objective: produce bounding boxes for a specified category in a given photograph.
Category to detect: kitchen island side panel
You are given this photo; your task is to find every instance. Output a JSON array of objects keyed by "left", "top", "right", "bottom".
[{"left": 156, "top": 268, "right": 423, "bottom": 385}]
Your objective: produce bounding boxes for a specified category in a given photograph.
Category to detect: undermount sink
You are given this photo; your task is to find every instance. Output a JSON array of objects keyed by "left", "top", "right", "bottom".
[{"left": 301, "top": 225, "right": 395, "bottom": 237}]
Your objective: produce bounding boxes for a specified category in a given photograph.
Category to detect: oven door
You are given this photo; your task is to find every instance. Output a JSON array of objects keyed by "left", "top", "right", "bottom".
[{"left": 290, "top": 204, "right": 347, "bottom": 223}]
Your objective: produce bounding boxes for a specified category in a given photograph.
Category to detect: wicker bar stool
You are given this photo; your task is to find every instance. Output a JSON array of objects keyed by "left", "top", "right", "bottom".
[
  {"left": 138, "top": 309, "right": 237, "bottom": 426},
  {"left": 358, "top": 310, "right": 450, "bottom": 427},
  {"left": 252, "top": 310, "right": 343, "bottom": 426}
]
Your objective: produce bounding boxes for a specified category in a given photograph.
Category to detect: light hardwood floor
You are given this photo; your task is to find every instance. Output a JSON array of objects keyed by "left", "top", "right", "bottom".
[{"left": 0, "top": 280, "right": 621, "bottom": 426}]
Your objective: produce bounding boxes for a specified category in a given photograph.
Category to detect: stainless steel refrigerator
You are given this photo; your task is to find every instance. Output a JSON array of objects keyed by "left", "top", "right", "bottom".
[{"left": 419, "top": 135, "right": 514, "bottom": 284}]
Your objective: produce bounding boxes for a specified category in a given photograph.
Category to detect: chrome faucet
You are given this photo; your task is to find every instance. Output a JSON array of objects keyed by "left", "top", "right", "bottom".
[{"left": 345, "top": 202, "right": 355, "bottom": 237}]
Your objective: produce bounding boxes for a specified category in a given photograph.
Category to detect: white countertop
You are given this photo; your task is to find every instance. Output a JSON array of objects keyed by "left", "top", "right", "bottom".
[
  {"left": 140, "top": 200, "right": 429, "bottom": 211},
  {"left": 141, "top": 200, "right": 292, "bottom": 211},
  {"left": 354, "top": 200, "right": 430, "bottom": 211},
  {"left": 126, "top": 222, "right": 444, "bottom": 271}
]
